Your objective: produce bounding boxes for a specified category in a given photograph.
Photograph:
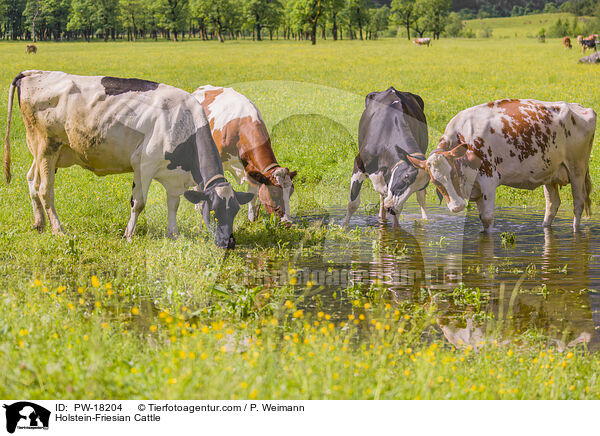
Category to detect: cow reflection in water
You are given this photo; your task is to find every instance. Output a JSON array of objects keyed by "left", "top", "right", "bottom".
[
  {"left": 365, "top": 227, "right": 426, "bottom": 298},
  {"left": 438, "top": 229, "right": 600, "bottom": 350}
]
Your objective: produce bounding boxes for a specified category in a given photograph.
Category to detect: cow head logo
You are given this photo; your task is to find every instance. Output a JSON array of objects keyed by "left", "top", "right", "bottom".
[{"left": 3, "top": 402, "right": 50, "bottom": 433}]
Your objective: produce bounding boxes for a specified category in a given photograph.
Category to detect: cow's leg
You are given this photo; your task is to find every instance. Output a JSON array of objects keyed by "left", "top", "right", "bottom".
[
  {"left": 542, "top": 183, "right": 560, "bottom": 228},
  {"left": 27, "top": 161, "right": 45, "bottom": 232},
  {"left": 416, "top": 189, "right": 428, "bottom": 220},
  {"left": 124, "top": 171, "right": 149, "bottom": 240},
  {"left": 476, "top": 189, "right": 496, "bottom": 233},
  {"left": 379, "top": 195, "right": 387, "bottom": 223},
  {"left": 391, "top": 209, "right": 399, "bottom": 228},
  {"left": 571, "top": 174, "right": 586, "bottom": 232},
  {"left": 246, "top": 181, "right": 261, "bottom": 222},
  {"left": 37, "top": 154, "right": 64, "bottom": 234},
  {"left": 342, "top": 170, "right": 366, "bottom": 227},
  {"left": 166, "top": 194, "right": 180, "bottom": 239}
]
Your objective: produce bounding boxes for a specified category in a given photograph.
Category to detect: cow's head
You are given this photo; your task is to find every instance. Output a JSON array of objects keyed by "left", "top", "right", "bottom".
[
  {"left": 184, "top": 179, "right": 254, "bottom": 249},
  {"left": 421, "top": 144, "right": 471, "bottom": 213},
  {"left": 383, "top": 150, "right": 430, "bottom": 211},
  {"left": 247, "top": 167, "right": 297, "bottom": 224}
]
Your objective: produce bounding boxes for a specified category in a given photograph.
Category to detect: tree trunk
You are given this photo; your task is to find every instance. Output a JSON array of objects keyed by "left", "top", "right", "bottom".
[
  {"left": 256, "top": 23, "right": 262, "bottom": 41},
  {"left": 332, "top": 13, "right": 338, "bottom": 40},
  {"left": 311, "top": 20, "right": 317, "bottom": 45}
]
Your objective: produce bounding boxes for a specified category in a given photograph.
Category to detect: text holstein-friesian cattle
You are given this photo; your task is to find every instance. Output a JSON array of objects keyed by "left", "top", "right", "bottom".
[
  {"left": 4, "top": 70, "right": 253, "bottom": 248},
  {"left": 192, "top": 85, "right": 296, "bottom": 224},
  {"left": 343, "top": 87, "right": 429, "bottom": 227},
  {"left": 411, "top": 99, "right": 596, "bottom": 232}
]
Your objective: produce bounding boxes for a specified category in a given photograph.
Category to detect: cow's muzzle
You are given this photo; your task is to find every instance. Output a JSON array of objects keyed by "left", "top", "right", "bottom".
[{"left": 216, "top": 234, "right": 236, "bottom": 249}]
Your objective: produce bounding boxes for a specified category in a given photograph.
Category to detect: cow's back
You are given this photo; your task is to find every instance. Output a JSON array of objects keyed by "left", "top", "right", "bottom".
[
  {"left": 17, "top": 70, "right": 212, "bottom": 176},
  {"left": 193, "top": 85, "right": 274, "bottom": 174},
  {"left": 359, "top": 88, "right": 428, "bottom": 160},
  {"left": 441, "top": 99, "right": 596, "bottom": 188}
]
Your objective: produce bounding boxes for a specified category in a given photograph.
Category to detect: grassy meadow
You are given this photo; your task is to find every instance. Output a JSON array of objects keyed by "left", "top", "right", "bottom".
[
  {"left": 463, "top": 12, "right": 592, "bottom": 38},
  {"left": 1, "top": 34, "right": 600, "bottom": 399}
]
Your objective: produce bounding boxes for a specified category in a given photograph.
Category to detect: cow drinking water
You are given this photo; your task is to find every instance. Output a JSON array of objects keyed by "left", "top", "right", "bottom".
[
  {"left": 4, "top": 70, "right": 253, "bottom": 248},
  {"left": 343, "top": 87, "right": 429, "bottom": 227},
  {"left": 408, "top": 99, "right": 596, "bottom": 233},
  {"left": 192, "top": 85, "right": 296, "bottom": 224}
]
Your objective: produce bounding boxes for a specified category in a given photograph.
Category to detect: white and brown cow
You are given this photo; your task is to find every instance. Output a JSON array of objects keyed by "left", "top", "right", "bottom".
[
  {"left": 4, "top": 70, "right": 253, "bottom": 248},
  {"left": 192, "top": 85, "right": 296, "bottom": 224},
  {"left": 413, "top": 38, "right": 431, "bottom": 46},
  {"left": 407, "top": 99, "right": 596, "bottom": 232}
]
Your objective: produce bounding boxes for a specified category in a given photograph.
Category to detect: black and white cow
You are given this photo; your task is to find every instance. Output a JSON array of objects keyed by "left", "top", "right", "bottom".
[
  {"left": 342, "top": 87, "right": 429, "bottom": 227},
  {"left": 410, "top": 99, "right": 596, "bottom": 232},
  {"left": 4, "top": 70, "right": 253, "bottom": 248}
]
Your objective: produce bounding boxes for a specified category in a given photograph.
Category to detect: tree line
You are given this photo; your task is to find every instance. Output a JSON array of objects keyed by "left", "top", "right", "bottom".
[{"left": 0, "top": 0, "right": 456, "bottom": 44}]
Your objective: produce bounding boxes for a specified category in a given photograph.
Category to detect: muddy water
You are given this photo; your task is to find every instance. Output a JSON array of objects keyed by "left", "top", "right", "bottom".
[{"left": 240, "top": 206, "right": 600, "bottom": 350}]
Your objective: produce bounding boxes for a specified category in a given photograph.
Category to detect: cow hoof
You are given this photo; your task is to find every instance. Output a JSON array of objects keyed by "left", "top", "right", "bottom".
[{"left": 33, "top": 224, "right": 45, "bottom": 233}]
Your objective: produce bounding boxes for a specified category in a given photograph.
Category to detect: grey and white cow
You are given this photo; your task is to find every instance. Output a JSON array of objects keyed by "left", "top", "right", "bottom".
[
  {"left": 343, "top": 87, "right": 430, "bottom": 227},
  {"left": 4, "top": 70, "right": 253, "bottom": 248}
]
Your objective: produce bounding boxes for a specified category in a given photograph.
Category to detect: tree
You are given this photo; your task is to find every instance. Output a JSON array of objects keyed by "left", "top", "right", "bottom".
[
  {"left": 366, "top": 5, "right": 388, "bottom": 39},
  {"left": 244, "top": 0, "right": 282, "bottom": 41},
  {"left": 196, "top": 0, "right": 236, "bottom": 42},
  {"left": 443, "top": 11, "right": 463, "bottom": 37},
  {"left": 292, "top": 0, "right": 326, "bottom": 45},
  {"left": 120, "top": 0, "right": 143, "bottom": 40},
  {"left": 347, "top": 0, "right": 370, "bottom": 40},
  {"left": 390, "top": 0, "right": 414, "bottom": 40},
  {"left": 419, "top": 0, "right": 450, "bottom": 39},
  {"left": 67, "top": 0, "right": 97, "bottom": 40},
  {"left": 155, "top": 0, "right": 189, "bottom": 40},
  {"left": 325, "top": 0, "right": 343, "bottom": 40},
  {"left": 94, "top": 0, "right": 120, "bottom": 41}
]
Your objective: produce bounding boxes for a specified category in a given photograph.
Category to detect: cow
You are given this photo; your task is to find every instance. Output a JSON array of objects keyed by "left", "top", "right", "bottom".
[
  {"left": 192, "top": 85, "right": 296, "bottom": 224},
  {"left": 4, "top": 70, "right": 254, "bottom": 248},
  {"left": 581, "top": 37, "right": 596, "bottom": 54},
  {"left": 577, "top": 35, "right": 584, "bottom": 46},
  {"left": 413, "top": 38, "right": 431, "bottom": 46},
  {"left": 25, "top": 44, "right": 37, "bottom": 54},
  {"left": 563, "top": 36, "right": 572, "bottom": 49},
  {"left": 407, "top": 99, "right": 596, "bottom": 233},
  {"left": 342, "top": 87, "right": 429, "bottom": 228}
]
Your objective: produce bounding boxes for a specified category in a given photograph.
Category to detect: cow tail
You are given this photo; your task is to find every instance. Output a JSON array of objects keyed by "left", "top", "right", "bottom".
[
  {"left": 584, "top": 167, "right": 592, "bottom": 218},
  {"left": 4, "top": 75, "right": 21, "bottom": 184}
]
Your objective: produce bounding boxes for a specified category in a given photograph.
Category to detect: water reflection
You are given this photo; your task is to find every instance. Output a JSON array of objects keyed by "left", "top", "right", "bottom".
[{"left": 238, "top": 206, "right": 600, "bottom": 350}]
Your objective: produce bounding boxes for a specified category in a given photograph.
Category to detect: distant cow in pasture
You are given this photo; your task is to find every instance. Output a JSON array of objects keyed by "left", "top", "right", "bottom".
[
  {"left": 25, "top": 44, "right": 37, "bottom": 54},
  {"left": 563, "top": 36, "right": 572, "bottom": 49},
  {"left": 192, "top": 85, "right": 297, "bottom": 224},
  {"left": 581, "top": 38, "right": 597, "bottom": 54},
  {"left": 343, "top": 87, "right": 429, "bottom": 227},
  {"left": 408, "top": 99, "right": 596, "bottom": 232},
  {"left": 4, "top": 70, "right": 253, "bottom": 248},
  {"left": 413, "top": 38, "right": 431, "bottom": 46}
]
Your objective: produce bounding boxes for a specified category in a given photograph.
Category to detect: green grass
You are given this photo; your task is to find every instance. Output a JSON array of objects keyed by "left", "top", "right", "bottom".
[
  {"left": 463, "top": 12, "right": 593, "bottom": 38},
  {"left": 1, "top": 37, "right": 600, "bottom": 399}
]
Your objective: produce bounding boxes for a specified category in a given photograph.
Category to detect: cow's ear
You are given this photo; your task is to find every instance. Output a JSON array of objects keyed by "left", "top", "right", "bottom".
[
  {"left": 235, "top": 191, "right": 254, "bottom": 205},
  {"left": 449, "top": 144, "right": 468, "bottom": 158},
  {"left": 407, "top": 154, "right": 427, "bottom": 169},
  {"left": 184, "top": 190, "right": 209, "bottom": 204},
  {"left": 289, "top": 170, "right": 298, "bottom": 180},
  {"left": 247, "top": 170, "right": 273, "bottom": 186}
]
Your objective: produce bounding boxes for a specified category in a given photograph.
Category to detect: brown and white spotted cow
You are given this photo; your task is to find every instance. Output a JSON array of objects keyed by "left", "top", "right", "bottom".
[
  {"left": 413, "top": 38, "right": 431, "bottom": 46},
  {"left": 192, "top": 85, "right": 297, "bottom": 224},
  {"left": 563, "top": 36, "right": 572, "bottom": 49},
  {"left": 407, "top": 99, "right": 596, "bottom": 232}
]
